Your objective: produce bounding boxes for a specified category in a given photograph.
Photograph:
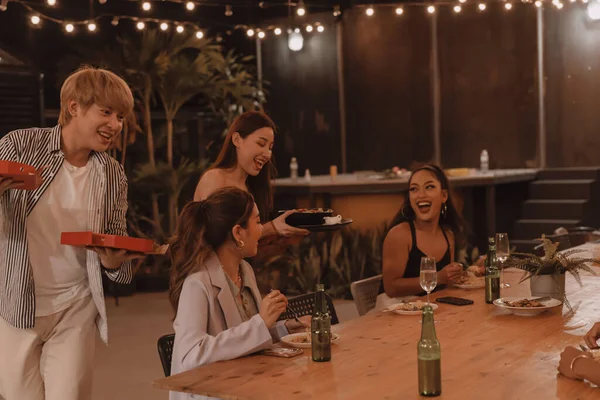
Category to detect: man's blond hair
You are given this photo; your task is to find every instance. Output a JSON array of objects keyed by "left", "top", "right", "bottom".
[{"left": 58, "top": 66, "right": 134, "bottom": 126}]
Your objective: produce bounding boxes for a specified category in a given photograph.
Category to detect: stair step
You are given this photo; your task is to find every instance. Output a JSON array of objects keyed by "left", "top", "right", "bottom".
[
  {"left": 522, "top": 199, "right": 588, "bottom": 220},
  {"left": 511, "top": 239, "right": 540, "bottom": 253},
  {"left": 538, "top": 168, "right": 600, "bottom": 180},
  {"left": 513, "top": 219, "right": 581, "bottom": 240},
  {"left": 529, "top": 180, "right": 596, "bottom": 200}
]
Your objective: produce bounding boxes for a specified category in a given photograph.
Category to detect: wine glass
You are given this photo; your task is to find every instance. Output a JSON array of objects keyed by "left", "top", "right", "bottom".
[
  {"left": 420, "top": 257, "right": 437, "bottom": 306},
  {"left": 496, "top": 233, "right": 510, "bottom": 288}
]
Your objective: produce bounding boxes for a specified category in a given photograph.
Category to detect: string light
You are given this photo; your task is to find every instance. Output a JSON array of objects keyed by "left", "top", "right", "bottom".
[
  {"left": 142, "top": 2, "right": 151, "bottom": 11},
  {"left": 366, "top": 6, "right": 374, "bottom": 16},
  {"left": 136, "top": 21, "right": 145, "bottom": 30},
  {"left": 88, "top": 22, "right": 97, "bottom": 32},
  {"left": 454, "top": 5, "right": 462, "bottom": 12},
  {"left": 556, "top": 2, "right": 564, "bottom": 8},
  {"left": 459, "top": 0, "right": 467, "bottom": 3},
  {"left": 176, "top": 25, "right": 184, "bottom": 33},
  {"left": 258, "top": 31, "right": 266, "bottom": 39},
  {"left": 225, "top": 5, "right": 233, "bottom": 16},
  {"left": 317, "top": 25, "right": 325, "bottom": 32},
  {"left": 247, "top": 28, "right": 255, "bottom": 37},
  {"left": 333, "top": 5, "right": 341, "bottom": 17},
  {"left": 65, "top": 23, "right": 74, "bottom": 32},
  {"left": 47, "top": 0, "right": 56, "bottom": 6},
  {"left": 427, "top": 5, "right": 436, "bottom": 13},
  {"left": 186, "top": 1, "right": 195, "bottom": 11},
  {"left": 31, "top": 15, "right": 41, "bottom": 25},
  {"left": 274, "top": 27, "right": 282, "bottom": 35},
  {"left": 478, "top": 3, "right": 487, "bottom": 10},
  {"left": 196, "top": 30, "right": 204, "bottom": 39},
  {"left": 505, "top": 2, "right": 513, "bottom": 9},
  {"left": 297, "top": 0, "right": 306, "bottom": 16},
  {"left": 111, "top": 17, "right": 119, "bottom": 26},
  {"left": 395, "top": 7, "right": 404, "bottom": 15},
  {"left": 160, "top": 22, "right": 168, "bottom": 30},
  {"left": 535, "top": 1, "right": 542, "bottom": 6}
]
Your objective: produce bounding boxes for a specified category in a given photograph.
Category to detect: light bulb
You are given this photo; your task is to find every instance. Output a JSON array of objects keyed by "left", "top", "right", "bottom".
[
  {"left": 88, "top": 23, "right": 97, "bottom": 31},
  {"left": 306, "top": 25, "right": 313, "bottom": 32},
  {"left": 258, "top": 31, "right": 266, "bottom": 39},
  {"left": 333, "top": 5, "right": 341, "bottom": 17},
  {"left": 160, "top": 22, "right": 168, "bottom": 31},
  {"left": 31, "top": 15, "right": 41, "bottom": 25},
  {"left": 111, "top": 17, "right": 119, "bottom": 26},
  {"left": 142, "top": 2, "right": 151, "bottom": 11},
  {"left": 505, "top": 2, "right": 513, "bottom": 9},
  {"left": 186, "top": 2, "right": 195, "bottom": 11},
  {"left": 196, "top": 30, "right": 204, "bottom": 39},
  {"left": 176, "top": 25, "right": 184, "bottom": 33},
  {"left": 65, "top": 23, "right": 74, "bottom": 33},
  {"left": 317, "top": 25, "right": 325, "bottom": 32},
  {"left": 395, "top": 7, "right": 404, "bottom": 15},
  {"left": 535, "top": 1, "right": 542, "bottom": 6},
  {"left": 427, "top": 5, "right": 436, "bottom": 13},
  {"left": 225, "top": 5, "right": 233, "bottom": 16},
  {"left": 288, "top": 31, "right": 303, "bottom": 51},
  {"left": 454, "top": 5, "right": 462, "bottom": 12},
  {"left": 478, "top": 3, "right": 487, "bottom": 10},
  {"left": 274, "top": 27, "right": 282, "bottom": 35},
  {"left": 136, "top": 21, "right": 145, "bottom": 30},
  {"left": 366, "top": 7, "right": 374, "bottom": 16},
  {"left": 297, "top": 6, "right": 306, "bottom": 16},
  {"left": 556, "top": 1, "right": 564, "bottom": 7},
  {"left": 247, "top": 28, "right": 255, "bottom": 37},
  {"left": 47, "top": 0, "right": 56, "bottom": 5},
  {"left": 459, "top": 0, "right": 467, "bottom": 3}
]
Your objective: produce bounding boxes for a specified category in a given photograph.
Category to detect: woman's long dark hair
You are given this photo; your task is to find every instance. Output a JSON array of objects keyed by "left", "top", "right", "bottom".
[
  {"left": 168, "top": 187, "right": 255, "bottom": 314},
  {"left": 210, "top": 111, "right": 277, "bottom": 221},
  {"left": 389, "top": 164, "right": 466, "bottom": 247}
]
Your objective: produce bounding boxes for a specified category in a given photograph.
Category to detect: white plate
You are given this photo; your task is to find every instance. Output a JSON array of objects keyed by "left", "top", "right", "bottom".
[
  {"left": 281, "top": 332, "right": 340, "bottom": 349},
  {"left": 384, "top": 302, "right": 439, "bottom": 316},
  {"left": 454, "top": 282, "right": 485, "bottom": 289},
  {"left": 493, "top": 296, "right": 563, "bottom": 316}
]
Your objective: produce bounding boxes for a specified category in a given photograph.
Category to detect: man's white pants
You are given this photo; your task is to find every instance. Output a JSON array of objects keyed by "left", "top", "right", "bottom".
[{"left": 0, "top": 295, "right": 97, "bottom": 400}]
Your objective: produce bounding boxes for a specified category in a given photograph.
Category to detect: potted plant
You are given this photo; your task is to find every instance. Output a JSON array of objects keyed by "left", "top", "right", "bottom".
[{"left": 503, "top": 236, "right": 599, "bottom": 304}]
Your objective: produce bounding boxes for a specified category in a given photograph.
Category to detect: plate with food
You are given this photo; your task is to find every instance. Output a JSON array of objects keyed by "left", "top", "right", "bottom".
[
  {"left": 493, "top": 296, "right": 562, "bottom": 316},
  {"left": 278, "top": 208, "right": 333, "bottom": 227},
  {"left": 383, "top": 301, "right": 439, "bottom": 316},
  {"left": 281, "top": 331, "right": 341, "bottom": 349},
  {"left": 454, "top": 266, "right": 485, "bottom": 289}
]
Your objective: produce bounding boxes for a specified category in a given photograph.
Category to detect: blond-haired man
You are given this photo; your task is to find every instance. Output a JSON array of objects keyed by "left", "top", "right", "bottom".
[{"left": 0, "top": 66, "right": 143, "bottom": 400}]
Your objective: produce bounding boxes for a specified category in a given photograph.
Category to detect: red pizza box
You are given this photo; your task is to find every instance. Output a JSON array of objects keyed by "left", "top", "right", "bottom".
[
  {"left": 0, "top": 160, "right": 43, "bottom": 190},
  {"left": 60, "top": 232, "right": 163, "bottom": 254}
]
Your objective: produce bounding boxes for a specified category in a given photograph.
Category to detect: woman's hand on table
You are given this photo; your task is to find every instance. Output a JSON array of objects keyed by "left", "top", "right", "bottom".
[
  {"left": 584, "top": 322, "right": 600, "bottom": 349},
  {"left": 285, "top": 316, "right": 311, "bottom": 334},
  {"left": 558, "top": 346, "right": 588, "bottom": 380},
  {"left": 438, "top": 263, "right": 463, "bottom": 285}
]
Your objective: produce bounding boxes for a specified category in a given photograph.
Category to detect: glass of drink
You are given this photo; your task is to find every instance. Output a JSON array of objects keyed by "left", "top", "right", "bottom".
[
  {"left": 495, "top": 233, "right": 510, "bottom": 288},
  {"left": 420, "top": 257, "right": 437, "bottom": 306}
]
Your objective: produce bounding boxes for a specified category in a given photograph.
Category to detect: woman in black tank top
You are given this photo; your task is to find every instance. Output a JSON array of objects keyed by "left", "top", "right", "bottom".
[{"left": 379, "top": 165, "right": 466, "bottom": 298}]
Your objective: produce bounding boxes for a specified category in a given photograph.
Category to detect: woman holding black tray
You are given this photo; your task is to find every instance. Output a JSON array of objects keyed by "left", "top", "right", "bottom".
[
  {"left": 194, "top": 112, "right": 308, "bottom": 249},
  {"left": 377, "top": 164, "right": 469, "bottom": 309}
]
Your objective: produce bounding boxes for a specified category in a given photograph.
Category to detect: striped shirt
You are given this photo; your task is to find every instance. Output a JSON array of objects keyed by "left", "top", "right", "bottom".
[{"left": 0, "top": 125, "right": 133, "bottom": 343}]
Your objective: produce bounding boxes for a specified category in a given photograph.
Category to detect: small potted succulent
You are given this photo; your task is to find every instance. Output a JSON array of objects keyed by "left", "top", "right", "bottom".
[{"left": 503, "top": 236, "right": 599, "bottom": 304}]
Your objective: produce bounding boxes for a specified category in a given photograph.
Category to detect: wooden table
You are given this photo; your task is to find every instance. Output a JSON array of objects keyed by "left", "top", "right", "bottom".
[{"left": 154, "top": 270, "right": 600, "bottom": 399}]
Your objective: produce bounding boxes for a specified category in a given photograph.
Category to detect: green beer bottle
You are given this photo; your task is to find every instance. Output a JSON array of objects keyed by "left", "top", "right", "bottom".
[
  {"left": 485, "top": 237, "right": 501, "bottom": 304},
  {"left": 311, "top": 284, "right": 332, "bottom": 362},
  {"left": 418, "top": 305, "right": 441, "bottom": 397}
]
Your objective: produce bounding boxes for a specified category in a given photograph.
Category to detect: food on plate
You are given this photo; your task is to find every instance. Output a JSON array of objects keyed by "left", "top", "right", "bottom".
[
  {"left": 293, "top": 208, "right": 333, "bottom": 214},
  {"left": 504, "top": 298, "right": 544, "bottom": 308},
  {"left": 392, "top": 301, "right": 427, "bottom": 312},
  {"left": 466, "top": 265, "right": 485, "bottom": 277},
  {"left": 289, "top": 331, "right": 339, "bottom": 344}
]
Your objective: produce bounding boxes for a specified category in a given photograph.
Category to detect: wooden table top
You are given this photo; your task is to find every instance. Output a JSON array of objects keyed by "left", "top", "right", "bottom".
[{"left": 154, "top": 269, "right": 600, "bottom": 400}]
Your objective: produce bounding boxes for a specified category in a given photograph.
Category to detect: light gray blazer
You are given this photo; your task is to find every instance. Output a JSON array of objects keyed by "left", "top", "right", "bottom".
[{"left": 170, "top": 252, "right": 288, "bottom": 400}]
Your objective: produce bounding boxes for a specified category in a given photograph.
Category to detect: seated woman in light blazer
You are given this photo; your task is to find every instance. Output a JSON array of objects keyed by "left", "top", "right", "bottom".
[{"left": 168, "top": 187, "right": 308, "bottom": 399}]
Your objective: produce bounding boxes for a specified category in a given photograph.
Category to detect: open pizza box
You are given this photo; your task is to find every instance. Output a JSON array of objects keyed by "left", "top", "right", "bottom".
[
  {"left": 61, "top": 232, "right": 168, "bottom": 255},
  {"left": 0, "top": 160, "right": 44, "bottom": 190}
]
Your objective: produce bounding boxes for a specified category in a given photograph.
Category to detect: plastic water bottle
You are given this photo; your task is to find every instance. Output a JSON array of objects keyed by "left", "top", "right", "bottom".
[
  {"left": 290, "top": 157, "right": 298, "bottom": 181},
  {"left": 480, "top": 150, "right": 489, "bottom": 173}
]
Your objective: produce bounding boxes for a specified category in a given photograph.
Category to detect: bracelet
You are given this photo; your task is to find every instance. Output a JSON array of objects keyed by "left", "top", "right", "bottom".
[
  {"left": 570, "top": 354, "right": 590, "bottom": 379},
  {"left": 270, "top": 221, "right": 282, "bottom": 237}
]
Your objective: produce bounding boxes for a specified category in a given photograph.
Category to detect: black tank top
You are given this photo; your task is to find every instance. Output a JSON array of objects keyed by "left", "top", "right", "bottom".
[{"left": 380, "top": 220, "right": 452, "bottom": 294}]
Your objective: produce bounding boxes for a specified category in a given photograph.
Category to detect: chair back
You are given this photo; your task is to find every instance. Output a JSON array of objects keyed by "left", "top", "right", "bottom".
[{"left": 350, "top": 275, "right": 383, "bottom": 316}]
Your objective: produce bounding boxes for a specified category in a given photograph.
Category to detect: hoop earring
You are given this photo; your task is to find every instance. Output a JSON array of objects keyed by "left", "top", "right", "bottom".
[
  {"left": 401, "top": 204, "right": 414, "bottom": 220},
  {"left": 235, "top": 240, "right": 245, "bottom": 250}
]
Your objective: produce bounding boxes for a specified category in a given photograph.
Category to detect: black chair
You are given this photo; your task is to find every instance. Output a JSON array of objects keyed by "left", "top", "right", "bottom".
[
  {"left": 157, "top": 333, "right": 175, "bottom": 377},
  {"left": 277, "top": 292, "right": 339, "bottom": 325}
]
